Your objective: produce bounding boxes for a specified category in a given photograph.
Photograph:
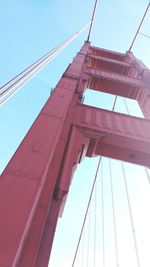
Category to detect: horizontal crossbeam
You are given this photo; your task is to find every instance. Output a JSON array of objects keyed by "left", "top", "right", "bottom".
[
  {"left": 89, "top": 46, "right": 126, "bottom": 61},
  {"left": 73, "top": 104, "right": 150, "bottom": 167},
  {"left": 87, "top": 55, "right": 133, "bottom": 75},
  {"left": 86, "top": 68, "right": 143, "bottom": 100}
]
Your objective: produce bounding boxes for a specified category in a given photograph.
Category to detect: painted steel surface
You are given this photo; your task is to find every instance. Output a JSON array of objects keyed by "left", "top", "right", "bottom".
[
  {"left": 0, "top": 41, "right": 149, "bottom": 266},
  {"left": 74, "top": 104, "right": 150, "bottom": 166}
]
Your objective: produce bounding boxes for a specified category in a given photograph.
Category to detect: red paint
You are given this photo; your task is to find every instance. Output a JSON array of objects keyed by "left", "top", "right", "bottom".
[
  {"left": 74, "top": 104, "right": 150, "bottom": 166},
  {"left": 0, "top": 42, "right": 149, "bottom": 266}
]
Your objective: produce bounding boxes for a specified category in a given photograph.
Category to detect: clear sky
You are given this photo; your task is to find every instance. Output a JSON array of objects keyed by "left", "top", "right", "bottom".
[{"left": 0, "top": 0, "right": 150, "bottom": 267}]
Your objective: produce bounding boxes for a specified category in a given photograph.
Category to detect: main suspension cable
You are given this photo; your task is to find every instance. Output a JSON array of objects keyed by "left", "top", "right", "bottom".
[
  {"left": 0, "top": 38, "right": 74, "bottom": 105},
  {"left": 0, "top": 37, "right": 71, "bottom": 92},
  {"left": 129, "top": 2, "right": 150, "bottom": 52},
  {"left": 87, "top": 0, "right": 99, "bottom": 42},
  {"left": 0, "top": 23, "right": 90, "bottom": 106},
  {"left": 0, "top": 46, "right": 68, "bottom": 105}
]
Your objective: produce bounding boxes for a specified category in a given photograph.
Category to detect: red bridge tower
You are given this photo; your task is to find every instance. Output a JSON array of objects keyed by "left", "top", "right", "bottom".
[{"left": 0, "top": 42, "right": 150, "bottom": 267}]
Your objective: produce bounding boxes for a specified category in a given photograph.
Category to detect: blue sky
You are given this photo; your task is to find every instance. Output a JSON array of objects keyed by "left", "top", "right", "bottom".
[{"left": 0, "top": 0, "right": 150, "bottom": 266}]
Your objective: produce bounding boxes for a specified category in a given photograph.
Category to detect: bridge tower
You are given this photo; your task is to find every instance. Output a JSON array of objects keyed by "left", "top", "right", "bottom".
[{"left": 0, "top": 41, "right": 150, "bottom": 267}]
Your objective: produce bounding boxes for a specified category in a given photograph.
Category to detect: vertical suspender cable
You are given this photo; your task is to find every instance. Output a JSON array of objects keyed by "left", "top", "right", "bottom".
[
  {"left": 109, "top": 159, "right": 119, "bottom": 267},
  {"left": 71, "top": 156, "right": 102, "bottom": 267},
  {"left": 81, "top": 226, "right": 86, "bottom": 267},
  {"left": 87, "top": 209, "right": 91, "bottom": 267},
  {"left": 72, "top": 96, "right": 119, "bottom": 267},
  {"left": 144, "top": 167, "right": 150, "bottom": 184},
  {"left": 123, "top": 97, "right": 130, "bottom": 115},
  {"left": 139, "top": 32, "right": 150, "bottom": 39},
  {"left": 112, "top": 96, "right": 118, "bottom": 111},
  {"left": 121, "top": 162, "right": 141, "bottom": 267},
  {"left": 93, "top": 184, "right": 97, "bottom": 267},
  {"left": 75, "top": 246, "right": 80, "bottom": 267},
  {"left": 101, "top": 159, "right": 105, "bottom": 267}
]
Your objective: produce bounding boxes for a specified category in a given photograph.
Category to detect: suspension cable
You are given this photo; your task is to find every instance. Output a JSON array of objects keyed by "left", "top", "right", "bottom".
[
  {"left": 109, "top": 159, "right": 119, "bottom": 267},
  {"left": 0, "top": 39, "right": 74, "bottom": 105},
  {"left": 129, "top": 2, "right": 150, "bottom": 52},
  {"left": 139, "top": 32, "right": 150, "bottom": 39},
  {"left": 0, "top": 23, "right": 90, "bottom": 100},
  {"left": 123, "top": 97, "right": 130, "bottom": 115},
  {"left": 144, "top": 167, "right": 150, "bottom": 184},
  {"left": 93, "top": 184, "right": 97, "bottom": 267},
  {"left": 121, "top": 162, "right": 141, "bottom": 267},
  {"left": 0, "top": 23, "right": 90, "bottom": 106},
  {"left": 0, "top": 37, "right": 71, "bottom": 96},
  {"left": 0, "top": 47, "right": 67, "bottom": 105},
  {"left": 101, "top": 159, "right": 105, "bottom": 267},
  {"left": 0, "top": 37, "right": 71, "bottom": 91},
  {"left": 75, "top": 247, "right": 80, "bottom": 267},
  {"left": 87, "top": 0, "right": 99, "bottom": 42},
  {"left": 81, "top": 226, "right": 86, "bottom": 267},
  {"left": 87, "top": 209, "right": 91, "bottom": 267},
  {"left": 112, "top": 96, "right": 118, "bottom": 111},
  {"left": 71, "top": 156, "right": 102, "bottom": 267}
]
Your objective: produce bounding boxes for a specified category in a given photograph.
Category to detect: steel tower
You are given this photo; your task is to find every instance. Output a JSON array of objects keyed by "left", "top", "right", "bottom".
[{"left": 0, "top": 42, "right": 150, "bottom": 267}]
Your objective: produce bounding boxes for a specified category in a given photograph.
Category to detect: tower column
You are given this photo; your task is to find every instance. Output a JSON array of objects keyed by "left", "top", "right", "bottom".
[{"left": 0, "top": 42, "right": 90, "bottom": 267}]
